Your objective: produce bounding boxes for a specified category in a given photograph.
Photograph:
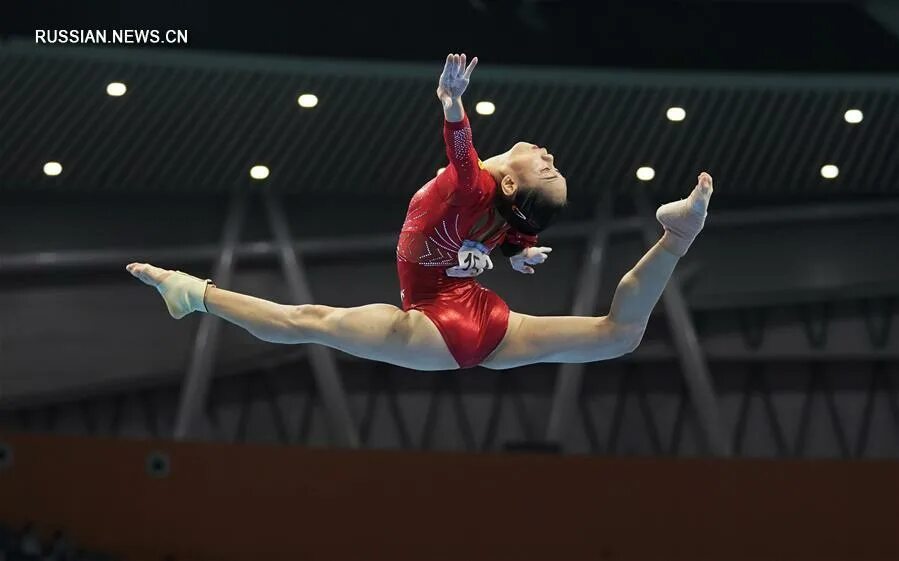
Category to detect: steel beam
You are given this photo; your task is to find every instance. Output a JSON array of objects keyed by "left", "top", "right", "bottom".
[
  {"left": 634, "top": 192, "right": 730, "bottom": 456},
  {"left": 545, "top": 191, "right": 613, "bottom": 443},
  {"left": 3, "top": 198, "right": 899, "bottom": 275},
  {"left": 173, "top": 191, "right": 247, "bottom": 440},
  {"left": 261, "top": 186, "right": 360, "bottom": 448},
  {"left": 4, "top": 344, "right": 899, "bottom": 412}
]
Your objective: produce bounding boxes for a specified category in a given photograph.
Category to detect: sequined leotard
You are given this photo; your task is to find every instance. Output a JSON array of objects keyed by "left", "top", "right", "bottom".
[{"left": 396, "top": 115, "right": 536, "bottom": 368}]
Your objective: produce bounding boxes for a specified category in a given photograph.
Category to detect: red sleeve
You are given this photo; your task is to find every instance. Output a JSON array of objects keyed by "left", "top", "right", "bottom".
[
  {"left": 499, "top": 230, "right": 539, "bottom": 256},
  {"left": 439, "top": 114, "right": 486, "bottom": 205},
  {"left": 504, "top": 230, "right": 539, "bottom": 248}
]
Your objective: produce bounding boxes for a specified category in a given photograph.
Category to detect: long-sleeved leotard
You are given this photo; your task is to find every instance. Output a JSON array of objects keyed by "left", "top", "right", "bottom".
[{"left": 396, "top": 115, "right": 537, "bottom": 368}]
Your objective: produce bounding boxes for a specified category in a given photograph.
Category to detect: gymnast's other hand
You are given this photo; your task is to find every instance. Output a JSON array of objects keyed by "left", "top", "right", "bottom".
[{"left": 510, "top": 246, "right": 552, "bottom": 275}]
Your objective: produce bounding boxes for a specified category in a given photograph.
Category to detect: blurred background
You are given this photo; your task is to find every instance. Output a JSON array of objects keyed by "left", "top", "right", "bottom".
[{"left": 1, "top": 0, "right": 898, "bottom": 559}]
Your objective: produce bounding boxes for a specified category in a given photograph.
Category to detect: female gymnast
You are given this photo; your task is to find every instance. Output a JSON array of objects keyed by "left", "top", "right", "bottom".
[{"left": 127, "top": 53, "right": 714, "bottom": 371}]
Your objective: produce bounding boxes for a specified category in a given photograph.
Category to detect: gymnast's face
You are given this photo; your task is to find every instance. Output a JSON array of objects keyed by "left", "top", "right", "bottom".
[{"left": 501, "top": 142, "right": 567, "bottom": 204}]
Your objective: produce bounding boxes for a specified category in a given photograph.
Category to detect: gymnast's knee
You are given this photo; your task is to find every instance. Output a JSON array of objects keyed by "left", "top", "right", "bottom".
[{"left": 614, "top": 321, "right": 647, "bottom": 355}]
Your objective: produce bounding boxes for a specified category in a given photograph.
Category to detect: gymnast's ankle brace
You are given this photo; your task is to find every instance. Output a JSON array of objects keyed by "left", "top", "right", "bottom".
[
  {"left": 656, "top": 186, "right": 710, "bottom": 257},
  {"left": 155, "top": 271, "right": 216, "bottom": 319}
]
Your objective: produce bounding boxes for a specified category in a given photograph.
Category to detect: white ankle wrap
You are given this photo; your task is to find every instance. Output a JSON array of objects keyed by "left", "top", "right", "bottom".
[
  {"left": 656, "top": 182, "right": 712, "bottom": 257},
  {"left": 155, "top": 270, "right": 215, "bottom": 319}
]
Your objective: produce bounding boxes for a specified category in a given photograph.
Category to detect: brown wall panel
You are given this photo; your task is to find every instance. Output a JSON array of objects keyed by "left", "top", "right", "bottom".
[{"left": 0, "top": 431, "right": 897, "bottom": 560}]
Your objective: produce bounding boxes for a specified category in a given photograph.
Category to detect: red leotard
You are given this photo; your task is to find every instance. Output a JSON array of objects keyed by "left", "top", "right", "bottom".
[{"left": 396, "top": 115, "right": 535, "bottom": 368}]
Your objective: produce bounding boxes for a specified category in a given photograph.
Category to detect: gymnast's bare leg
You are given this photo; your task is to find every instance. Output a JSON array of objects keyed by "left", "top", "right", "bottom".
[
  {"left": 480, "top": 172, "right": 712, "bottom": 368},
  {"left": 126, "top": 265, "right": 458, "bottom": 371}
]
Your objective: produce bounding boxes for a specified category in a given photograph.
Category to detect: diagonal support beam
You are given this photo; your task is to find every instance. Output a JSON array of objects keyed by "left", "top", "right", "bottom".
[
  {"left": 634, "top": 191, "right": 729, "bottom": 456},
  {"left": 261, "top": 186, "right": 359, "bottom": 448},
  {"left": 545, "top": 191, "right": 613, "bottom": 444},
  {"left": 174, "top": 191, "right": 247, "bottom": 440}
]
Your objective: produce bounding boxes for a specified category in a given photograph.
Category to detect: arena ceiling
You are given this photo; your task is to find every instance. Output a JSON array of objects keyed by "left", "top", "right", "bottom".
[
  {"left": 3, "top": 0, "right": 899, "bottom": 72},
  {"left": 1, "top": 40, "right": 898, "bottom": 203}
]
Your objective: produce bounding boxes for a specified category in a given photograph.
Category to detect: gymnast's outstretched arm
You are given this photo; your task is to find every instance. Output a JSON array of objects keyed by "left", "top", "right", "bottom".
[{"left": 434, "top": 53, "right": 496, "bottom": 210}]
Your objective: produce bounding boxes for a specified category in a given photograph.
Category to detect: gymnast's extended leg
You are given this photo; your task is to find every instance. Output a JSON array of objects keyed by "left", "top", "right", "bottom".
[
  {"left": 125, "top": 264, "right": 458, "bottom": 371},
  {"left": 481, "top": 172, "right": 713, "bottom": 369}
]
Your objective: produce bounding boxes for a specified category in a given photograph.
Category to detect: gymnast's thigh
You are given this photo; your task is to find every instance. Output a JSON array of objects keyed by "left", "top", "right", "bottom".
[
  {"left": 480, "top": 311, "right": 627, "bottom": 369},
  {"left": 312, "top": 303, "right": 459, "bottom": 371}
]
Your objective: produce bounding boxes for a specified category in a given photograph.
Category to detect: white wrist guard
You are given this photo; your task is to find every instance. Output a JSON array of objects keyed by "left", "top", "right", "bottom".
[{"left": 446, "top": 240, "right": 493, "bottom": 278}]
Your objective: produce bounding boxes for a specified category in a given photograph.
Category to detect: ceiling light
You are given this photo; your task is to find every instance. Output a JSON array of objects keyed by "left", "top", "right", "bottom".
[
  {"left": 250, "top": 165, "right": 270, "bottom": 180},
  {"left": 106, "top": 82, "right": 127, "bottom": 97},
  {"left": 844, "top": 109, "right": 863, "bottom": 124},
  {"left": 297, "top": 94, "right": 318, "bottom": 108},
  {"left": 666, "top": 107, "right": 686, "bottom": 121},
  {"left": 636, "top": 166, "right": 655, "bottom": 181},
  {"left": 43, "top": 161, "right": 63, "bottom": 176},
  {"left": 820, "top": 164, "right": 839, "bottom": 179},
  {"left": 475, "top": 101, "right": 495, "bottom": 115}
]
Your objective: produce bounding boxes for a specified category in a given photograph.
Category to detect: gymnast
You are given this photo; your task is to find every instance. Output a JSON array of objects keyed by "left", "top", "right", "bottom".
[{"left": 127, "top": 53, "right": 714, "bottom": 371}]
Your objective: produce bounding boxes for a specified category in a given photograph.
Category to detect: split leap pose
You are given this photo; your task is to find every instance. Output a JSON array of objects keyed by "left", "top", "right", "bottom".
[{"left": 127, "top": 53, "right": 714, "bottom": 371}]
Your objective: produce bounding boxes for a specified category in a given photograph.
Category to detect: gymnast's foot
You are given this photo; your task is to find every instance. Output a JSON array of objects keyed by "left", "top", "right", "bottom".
[
  {"left": 656, "top": 171, "right": 714, "bottom": 257},
  {"left": 126, "top": 262, "right": 213, "bottom": 319}
]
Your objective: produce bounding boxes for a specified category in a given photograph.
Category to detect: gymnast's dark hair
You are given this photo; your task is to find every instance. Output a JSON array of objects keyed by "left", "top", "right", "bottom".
[{"left": 495, "top": 184, "right": 567, "bottom": 256}]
